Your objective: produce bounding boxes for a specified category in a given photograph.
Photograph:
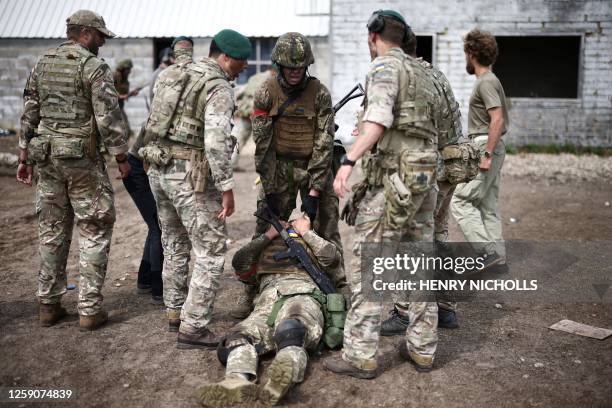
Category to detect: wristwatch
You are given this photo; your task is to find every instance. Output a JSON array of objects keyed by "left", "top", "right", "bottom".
[
  {"left": 340, "top": 154, "right": 356, "bottom": 167},
  {"left": 483, "top": 151, "right": 492, "bottom": 159}
]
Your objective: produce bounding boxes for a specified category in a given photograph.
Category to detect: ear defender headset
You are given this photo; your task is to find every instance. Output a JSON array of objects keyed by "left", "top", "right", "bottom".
[{"left": 366, "top": 9, "right": 410, "bottom": 39}]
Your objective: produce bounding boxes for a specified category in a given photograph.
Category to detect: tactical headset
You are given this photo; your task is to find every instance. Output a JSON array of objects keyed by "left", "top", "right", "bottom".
[{"left": 366, "top": 9, "right": 410, "bottom": 34}]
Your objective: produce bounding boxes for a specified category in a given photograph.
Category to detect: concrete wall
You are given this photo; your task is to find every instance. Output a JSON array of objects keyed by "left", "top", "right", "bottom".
[
  {"left": 330, "top": 0, "right": 612, "bottom": 147},
  {"left": 0, "top": 35, "right": 330, "bottom": 135}
]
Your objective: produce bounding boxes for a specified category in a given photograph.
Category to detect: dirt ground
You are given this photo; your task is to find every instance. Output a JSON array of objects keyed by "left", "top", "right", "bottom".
[{"left": 0, "top": 135, "right": 611, "bottom": 408}]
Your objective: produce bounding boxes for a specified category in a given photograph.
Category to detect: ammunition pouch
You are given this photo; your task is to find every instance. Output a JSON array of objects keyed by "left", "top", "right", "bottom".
[
  {"left": 27, "top": 136, "right": 50, "bottom": 163},
  {"left": 440, "top": 143, "right": 479, "bottom": 185},
  {"left": 50, "top": 138, "right": 85, "bottom": 159}
]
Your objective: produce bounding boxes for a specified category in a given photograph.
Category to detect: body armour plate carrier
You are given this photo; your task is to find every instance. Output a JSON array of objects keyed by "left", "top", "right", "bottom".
[
  {"left": 257, "top": 236, "right": 320, "bottom": 278},
  {"left": 35, "top": 42, "right": 95, "bottom": 135},
  {"left": 145, "top": 62, "right": 225, "bottom": 148},
  {"left": 268, "top": 77, "right": 321, "bottom": 160},
  {"left": 372, "top": 54, "right": 441, "bottom": 156}
]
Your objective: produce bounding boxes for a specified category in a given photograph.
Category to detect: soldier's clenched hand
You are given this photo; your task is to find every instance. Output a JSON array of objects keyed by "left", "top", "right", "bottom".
[
  {"left": 218, "top": 190, "right": 235, "bottom": 220},
  {"left": 334, "top": 165, "right": 353, "bottom": 198},
  {"left": 16, "top": 163, "right": 33, "bottom": 186}
]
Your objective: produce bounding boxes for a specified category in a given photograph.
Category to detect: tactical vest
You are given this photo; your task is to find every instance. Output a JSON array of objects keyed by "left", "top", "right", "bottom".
[
  {"left": 257, "top": 236, "right": 318, "bottom": 278},
  {"left": 373, "top": 54, "right": 440, "bottom": 157},
  {"left": 35, "top": 42, "right": 95, "bottom": 136},
  {"left": 418, "top": 59, "right": 462, "bottom": 148},
  {"left": 145, "top": 61, "right": 226, "bottom": 148},
  {"left": 268, "top": 77, "right": 320, "bottom": 160}
]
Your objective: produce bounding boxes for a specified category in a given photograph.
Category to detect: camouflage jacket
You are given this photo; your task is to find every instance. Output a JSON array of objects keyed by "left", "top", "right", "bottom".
[
  {"left": 20, "top": 41, "right": 128, "bottom": 156},
  {"left": 234, "top": 71, "right": 271, "bottom": 118},
  {"left": 232, "top": 229, "right": 343, "bottom": 290},
  {"left": 252, "top": 76, "right": 335, "bottom": 194},
  {"left": 113, "top": 69, "right": 130, "bottom": 109}
]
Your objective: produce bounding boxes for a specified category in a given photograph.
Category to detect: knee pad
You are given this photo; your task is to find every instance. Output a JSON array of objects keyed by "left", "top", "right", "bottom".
[
  {"left": 216, "top": 333, "right": 252, "bottom": 366},
  {"left": 273, "top": 318, "right": 306, "bottom": 350}
]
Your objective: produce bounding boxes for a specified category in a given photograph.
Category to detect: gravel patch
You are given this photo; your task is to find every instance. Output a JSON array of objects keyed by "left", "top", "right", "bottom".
[{"left": 503, "top": 153, "right": 612, "bottom": 183}]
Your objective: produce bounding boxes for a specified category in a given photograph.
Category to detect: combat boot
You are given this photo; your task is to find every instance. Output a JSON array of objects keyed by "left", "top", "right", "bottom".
[
  {"left": 259, "top": 353, "right": 296, "bottom": 406},
  {"left": 380, "top": 309, "right": 410, "bottom": 336},
  {"left": 438, "top": 309, "right": 459, "bottom": 329},
  {"left": 398, "top": 342, "right": 433, "bottom": 372},
  {"left": 167, "top": 308, "right": 181, "bottom": 332},
  {"left": 322, "top": 356, "right": 377, "bottom": 379},
  {"left": 39, "top": 303, "right": 67, "bottom": 327},
  {"left": 229, "top": 285, "right": 256, "bottom": 319},
  {"left": 79, "top": 309, "right": 108, "bottom": 331},
  {"left": 196, "top": 377, "right": 258, "bottom": 408},
  {"left": 177, "top": 328, "right": 220, "bottom": 349}
]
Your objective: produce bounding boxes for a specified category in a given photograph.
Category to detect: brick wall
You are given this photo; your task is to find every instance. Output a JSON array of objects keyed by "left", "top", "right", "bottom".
[
  {"left": 330, "top": 0, "right": 612, "bottom": 146},
  {"left": 0, "top": 36, "right": 330, "bottom": 137}
]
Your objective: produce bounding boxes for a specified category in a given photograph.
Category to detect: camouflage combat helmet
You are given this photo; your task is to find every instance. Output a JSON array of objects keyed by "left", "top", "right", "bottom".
[{"left": 271, "top": 32, "right": 314, "bottom": 68}]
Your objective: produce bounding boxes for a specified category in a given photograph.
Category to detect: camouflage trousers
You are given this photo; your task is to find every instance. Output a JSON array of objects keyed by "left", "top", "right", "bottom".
[
  {"left": 225, "top": 275, "right": 324, "bottom": 382},
  {"left": 451, "top": 137, "right": 506, "bottom": 259},
  {"left": 148, "top": 159, "right": 227, "bottom": 333},
  {"left": 343, "top": 186, "right": 438, "bottom": 368},
  {"left": 230, "top": 116, "right": 252, "bottom": 167},
  {"left": 395, "top": 179, "right": 457, "bottom": 315},
  {"left": 255, "top": 160, "right": 345, "bottom": 286},
  {"left": 36, "top": 154, "right": 116, "bottom": 316}
]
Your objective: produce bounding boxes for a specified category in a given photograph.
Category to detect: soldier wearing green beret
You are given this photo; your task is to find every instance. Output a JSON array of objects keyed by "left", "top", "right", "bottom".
[
  {"left": 141, "top": 29, "right": 250, "bottom": 348},
  {"left": 17, "top": 9, "right": 130, "bottom": 330}
]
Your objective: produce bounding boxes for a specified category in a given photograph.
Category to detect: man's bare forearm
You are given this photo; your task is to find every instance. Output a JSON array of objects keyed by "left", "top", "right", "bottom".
[{"left": 346, "top": 121, "right": 385, "bottom": 161}]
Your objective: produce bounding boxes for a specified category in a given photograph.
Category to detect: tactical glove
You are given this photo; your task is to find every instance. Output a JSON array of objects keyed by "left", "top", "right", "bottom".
[
  {"left": 265, "top": 193, "right": 281, "bottom": 217},
  {"left": 301, "top": 195, "right": 320, "bottom": 221}
]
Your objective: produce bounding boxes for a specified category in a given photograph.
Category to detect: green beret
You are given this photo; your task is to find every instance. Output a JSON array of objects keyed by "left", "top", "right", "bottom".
[
  {"left": 213, "top": 29, "right": 251, "bottom": 60},
  {"left": 379, "top": 10, "right": 408, "bottom": 26},
  {"left": 171, "top": 36, "right": 193, "bottom": 49}
]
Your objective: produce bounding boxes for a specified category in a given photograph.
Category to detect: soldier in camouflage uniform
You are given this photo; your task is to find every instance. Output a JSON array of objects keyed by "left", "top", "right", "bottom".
[
  {"left": 381, "top": 26, "right": 465, "bottom": 335},
  {"left": 141, "top": 30, "right": 250, "bottom": 348},
  {"left": 251, "top": 31, "right": 344, "bottom": 289},
  {"left": 197, "top": 215, "right": 344, "bottom": 407},
  {"left": 231, "top": 68, "right": 275, "bottom": 169},
  {"left": 16, "top": 10, "right": 130, "bottom": 330},
  {"left": 113, "top": 59, "right": 139, "bottom": 137},
  {"left": 323, "top": 10, "right": 442, "bottom": 377}
]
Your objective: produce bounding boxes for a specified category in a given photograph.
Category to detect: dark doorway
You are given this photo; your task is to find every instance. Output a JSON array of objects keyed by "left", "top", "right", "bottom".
[
  {"left": 416, "top": 35, "right": 433, "bottom": 63},
  {"left": 494, "top": 36, "right": 581, "bottom": 98},
  {"left": 153, "top": 37, "right": 173, "bottom": 69}
]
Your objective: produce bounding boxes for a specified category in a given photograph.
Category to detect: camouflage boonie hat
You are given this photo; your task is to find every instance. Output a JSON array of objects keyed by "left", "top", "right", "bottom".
[
  {"left": 271, "top": 32, "right": 314, "bottom": 68},
  {"left": 66, "top": 10, "right": 116, "bottom": 38}
]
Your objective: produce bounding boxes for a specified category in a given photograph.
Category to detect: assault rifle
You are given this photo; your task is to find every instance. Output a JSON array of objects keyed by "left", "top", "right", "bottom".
[
  {"left": 333, "top": 83, "right": 365, "bottom": 114},
  {"left": 254, "top": 205, "right": 336, "bottom": 295}
]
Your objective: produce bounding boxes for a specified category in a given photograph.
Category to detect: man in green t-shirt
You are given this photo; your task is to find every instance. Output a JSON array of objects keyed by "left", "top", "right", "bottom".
[{"left": 451, "top": 28, "right": 508, "bottom": 273}]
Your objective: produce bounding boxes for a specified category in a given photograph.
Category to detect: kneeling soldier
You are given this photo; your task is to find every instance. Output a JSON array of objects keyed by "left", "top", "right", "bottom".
[{"left": 197, "top": 215, "right": 345, "bottom": 407}]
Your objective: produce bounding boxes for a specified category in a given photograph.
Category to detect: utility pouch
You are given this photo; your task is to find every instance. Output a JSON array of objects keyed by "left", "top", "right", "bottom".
[
  {"left": 441, "top": 143, "right": 479, "bottom": 185},
  {"left": 138, "top": 145, "right": 172, "bottom": 167},
  {"left": 50, "top": 138, "right": 84, "bottom": 159},
  {"left": 383, "top": 172, "right": 416, "bottom": 230},
  {"left": 189, "top": 149, "right": 209, "bottom": 193},
  {"left": 399, "top": 150, "right": 437, "bottom": 194},
  {"left": 27, "top": 137, "right": 50, "bottom": 163}
]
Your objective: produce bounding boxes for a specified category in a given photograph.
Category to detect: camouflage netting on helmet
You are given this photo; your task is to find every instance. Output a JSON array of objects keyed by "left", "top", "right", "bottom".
[{"left": 271, "top": 32, "right": 315, "bottom": 68}]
